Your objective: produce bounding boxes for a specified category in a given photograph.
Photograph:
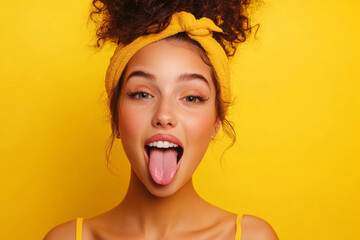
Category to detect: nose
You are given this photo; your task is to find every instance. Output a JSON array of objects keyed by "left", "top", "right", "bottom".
[{"left": 151, "top": 98, "right": 177, "bottom": 129}]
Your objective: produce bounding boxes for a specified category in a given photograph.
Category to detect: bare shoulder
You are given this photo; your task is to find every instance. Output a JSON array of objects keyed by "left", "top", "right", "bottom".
[
  {"left": 43, "top": 220, "right": 77, "bottom": 240},
  {"left": 241, "top": 215, "right": 279, "bottom": 240}
]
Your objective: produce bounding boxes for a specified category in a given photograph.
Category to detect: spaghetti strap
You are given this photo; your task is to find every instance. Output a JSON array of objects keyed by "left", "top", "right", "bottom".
[
  {"left": 75, "top": 218, "right": 83, "bottom": 240},
  {"left": 234, "top": 214, "right": 243, "bottom": 240}
]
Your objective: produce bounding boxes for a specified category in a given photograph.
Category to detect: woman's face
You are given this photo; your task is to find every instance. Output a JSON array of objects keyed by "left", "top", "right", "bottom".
[{"left": 117, "top": 39, "right": 220, "bottom": 197}]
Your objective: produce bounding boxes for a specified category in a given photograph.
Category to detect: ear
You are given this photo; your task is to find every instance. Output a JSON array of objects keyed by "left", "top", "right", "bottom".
[{"left": 212, "top": 118, "right": 221, "bottom": 139}]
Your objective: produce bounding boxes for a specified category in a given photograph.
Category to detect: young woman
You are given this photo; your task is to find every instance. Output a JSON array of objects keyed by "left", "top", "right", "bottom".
[{"left": 45, "top": 0, "right": 278, "bottom": 239}]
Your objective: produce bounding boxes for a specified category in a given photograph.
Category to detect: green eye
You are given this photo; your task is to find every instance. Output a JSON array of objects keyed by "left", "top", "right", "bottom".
[
  {"left": 138, "top": 92, "right": 151, "bottom": 98},
  {"left": 127, "top": 91, "right": 153, "bottom": 99},
  {"left": 182, "top": 95, "right": 209, "bottom": 104},
  {"left": 186, "top": 96, "right": 199, "bottom": 102}
]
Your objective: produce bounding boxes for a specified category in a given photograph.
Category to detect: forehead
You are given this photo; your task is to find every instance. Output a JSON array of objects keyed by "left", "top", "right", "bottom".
[{"left": 124, "top": 39, "right": 212, "bottom": 79}]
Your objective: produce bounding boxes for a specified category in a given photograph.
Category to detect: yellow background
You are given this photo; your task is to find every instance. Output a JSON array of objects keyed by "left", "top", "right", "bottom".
[{"left": 0, "top": 0, "right": 359, "bottom": 239}]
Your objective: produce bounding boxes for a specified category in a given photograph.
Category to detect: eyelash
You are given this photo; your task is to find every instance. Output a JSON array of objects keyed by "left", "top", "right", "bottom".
[
  {"left": 126, "top": 91, "right": 209, "bottom": 104},
  {"left": 127, "top": 90, "right": 153, "bottom": 100},
  {"left": 181, "top": 94, "right": 209, "bottom": 104}
]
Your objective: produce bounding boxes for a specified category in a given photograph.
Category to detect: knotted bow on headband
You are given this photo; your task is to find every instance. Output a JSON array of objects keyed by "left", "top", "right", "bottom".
[{"left": 105, "top": 11, "right": 231, "bottom": 104}]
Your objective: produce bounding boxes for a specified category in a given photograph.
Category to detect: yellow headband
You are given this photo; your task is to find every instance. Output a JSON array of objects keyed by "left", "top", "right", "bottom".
[{"left": 105, "top": 11, "right": 231, "bottom": 103}]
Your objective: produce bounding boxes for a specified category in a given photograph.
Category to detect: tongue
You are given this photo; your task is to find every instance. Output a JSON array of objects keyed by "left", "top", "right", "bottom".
[{"left": 148, "top": 148, "right": 179, "bottom": 185}]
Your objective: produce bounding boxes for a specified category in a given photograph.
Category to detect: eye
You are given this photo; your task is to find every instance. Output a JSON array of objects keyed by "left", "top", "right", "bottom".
[
  {"left": 182, "top": 95, "right": 209, "bottom": 104},
  {"left": 185, "top": 96, "right": 199, "bottom": 103},
  {"left": 127, "top": 91, "right": 153, "bottom": 99}
]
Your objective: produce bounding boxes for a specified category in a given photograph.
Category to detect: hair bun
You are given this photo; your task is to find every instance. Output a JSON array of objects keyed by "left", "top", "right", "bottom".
[{"left": 90, "top": 0, "right": 258, "bottom": 56}]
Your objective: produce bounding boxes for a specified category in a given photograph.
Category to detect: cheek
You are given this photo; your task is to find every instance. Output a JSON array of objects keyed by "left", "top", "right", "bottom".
[
  {"left": 118, "top": 103, "right": 148, "bottom": 140},
  {"left": 117, "top": 102, "right": 151, "bottom": 175},
  {"left": 184, "top": 113, "right": 214, "bottom": 138},
  {"left": 180, "top": 103, "right": 217, "bottom": 153},
  {"left": 179, "top": 110, "right": 216, "bottom": 179}
]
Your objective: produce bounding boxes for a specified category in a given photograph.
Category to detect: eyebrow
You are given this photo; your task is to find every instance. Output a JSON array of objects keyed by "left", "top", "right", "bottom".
[
  {"left": 177, "top": 73, "right": 209, "bottom": 86},
  {"left": 126, "top": 71, "right": 156, "bottom": 82},
  {"left": 126, "top": 71, "right": 209, "bottom": 86}
]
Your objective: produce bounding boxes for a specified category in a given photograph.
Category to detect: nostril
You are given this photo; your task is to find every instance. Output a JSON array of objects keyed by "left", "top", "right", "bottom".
[
  {"left": 155, "top": 119, "right": 175, "bottom": 127},
  {"left": 152, "top": 111, "right": 177, "bottom": 128}
]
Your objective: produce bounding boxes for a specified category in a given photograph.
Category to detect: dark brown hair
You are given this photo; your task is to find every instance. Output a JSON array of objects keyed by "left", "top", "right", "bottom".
[
  {"left": 91, "top": 0, "right": 256, "bottom": 55},
  {"left": 90, "top": 0, "right": 258, "bottom": 159}
]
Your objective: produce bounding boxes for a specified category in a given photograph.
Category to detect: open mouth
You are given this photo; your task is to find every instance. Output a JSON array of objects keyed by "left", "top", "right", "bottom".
[
  {"left": 144, "top": 135, "right": 184, "bottom": 185},
  {"left": 145, "top": 141, "right": 183, "bottom": 163}
]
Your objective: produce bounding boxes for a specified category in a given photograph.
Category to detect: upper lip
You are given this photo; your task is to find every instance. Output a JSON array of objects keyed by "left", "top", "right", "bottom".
[{"left": 144, "top": 134, "right": 183, "bottom": 148}]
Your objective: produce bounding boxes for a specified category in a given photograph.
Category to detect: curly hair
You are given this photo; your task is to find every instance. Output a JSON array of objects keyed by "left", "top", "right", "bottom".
[
  {"left": 90, "top": 0, "right": 257, "bottom": 56},
  {"left": 90, "top": 0, "right": 258, "bottom": 160}
]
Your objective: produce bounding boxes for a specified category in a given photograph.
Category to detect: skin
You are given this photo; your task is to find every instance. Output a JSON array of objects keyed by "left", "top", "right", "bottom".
[
  {"left": 117, "top": 38, "right": 220, "bottom": 197},
  {"left": 44, "top": 39, "right": 278, "bottom": 240}
]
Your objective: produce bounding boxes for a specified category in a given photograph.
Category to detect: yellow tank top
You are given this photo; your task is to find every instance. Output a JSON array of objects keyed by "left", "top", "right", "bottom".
[{"left": 76, "top": 214, "right": 242, "bottom": 240}]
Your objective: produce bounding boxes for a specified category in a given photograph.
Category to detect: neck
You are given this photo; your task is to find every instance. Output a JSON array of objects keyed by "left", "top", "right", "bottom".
[{"left": 117, "top": 170, "right": 207, "bottom": 234}]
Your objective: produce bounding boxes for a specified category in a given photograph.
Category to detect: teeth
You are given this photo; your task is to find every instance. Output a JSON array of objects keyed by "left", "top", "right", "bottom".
[{"left": 147, "top": 141, "right": 178, "bottom": 148}]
